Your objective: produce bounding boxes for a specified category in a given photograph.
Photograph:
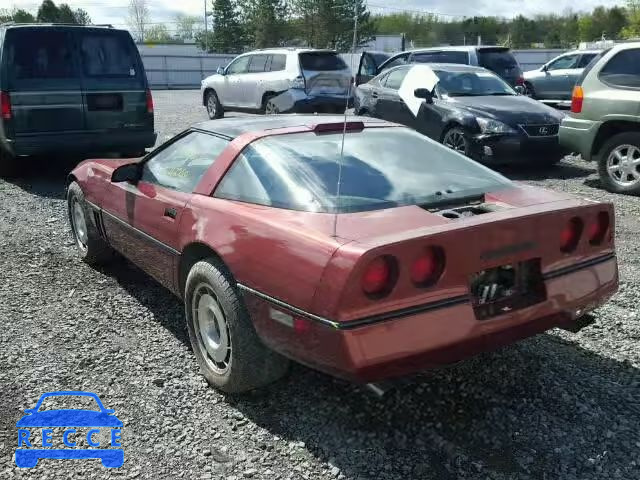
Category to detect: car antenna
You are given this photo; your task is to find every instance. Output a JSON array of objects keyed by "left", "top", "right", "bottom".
[{"left": 333, "top": 2, "right": 359, "bottom": 238}]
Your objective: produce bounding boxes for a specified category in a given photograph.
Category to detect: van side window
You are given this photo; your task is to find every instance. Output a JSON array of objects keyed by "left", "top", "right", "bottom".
[
  {"left": 599, "top": 49, "right": 640, "bottom": 88},
  {"left": 80, "top": 32, "right": 137, "bottom": 77},
  {"left": 6, "top": 30, "right": 77, "bottom": 86},
  {"left": 248, "top": 55, "right": 269, "bottom": 73},
  {"left": 269, "top": 54, "right": 287, "bottom": 72}
]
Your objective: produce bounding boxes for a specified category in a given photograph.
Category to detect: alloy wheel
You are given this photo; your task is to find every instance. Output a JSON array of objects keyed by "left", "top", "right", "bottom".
[
  {"left": 207, "top": 94, "right": 217, "bottom": 118},
  {"left": 70, "top": 198, "right": 88, "bottom": 252},
  {"left": 443, "top": 130, "right": 467, "bottom": 154},
  {"left": 192, "top": 283, "right": 232, "bottom": 374},
  {"left": 606, "top": 144, "right": 640, "bottom": 188}
]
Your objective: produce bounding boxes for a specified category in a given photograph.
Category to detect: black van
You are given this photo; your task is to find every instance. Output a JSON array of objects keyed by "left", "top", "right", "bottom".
[{"left": 0, "top": 24, "right": 156, "bottom": 175}]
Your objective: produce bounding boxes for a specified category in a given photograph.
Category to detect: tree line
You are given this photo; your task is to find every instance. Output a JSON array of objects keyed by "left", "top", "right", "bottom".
[{"left": 1, "top": 0, "right": 90, "bottom": 25}]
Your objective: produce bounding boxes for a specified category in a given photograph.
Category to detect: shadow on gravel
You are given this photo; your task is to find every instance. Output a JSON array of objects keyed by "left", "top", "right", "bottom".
[
  {"left": 496, "top": 161, "right": 595, "bottom": 182},
  {"left": 224, "top": 334, "right": 640, "bottom": 480}
]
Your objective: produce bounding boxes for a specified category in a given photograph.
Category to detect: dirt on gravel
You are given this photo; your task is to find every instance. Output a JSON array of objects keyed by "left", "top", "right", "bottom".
[{"left": 0, "top": 90, "right": 639, "bottom": 480}]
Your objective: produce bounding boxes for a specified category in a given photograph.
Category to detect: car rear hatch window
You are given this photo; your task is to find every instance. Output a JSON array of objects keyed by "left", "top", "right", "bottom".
[
  {"left": 477, "top": 48, "right": 521, "bottom": 83},
  {"left": 299, "top": 51, "right": 351, "bottom": 96},
  {"left": 78, "top": 29, "right": 143, "bottom": 86},
  {"left": 215, "top": 127, "right": 511, "bottom": 213}
]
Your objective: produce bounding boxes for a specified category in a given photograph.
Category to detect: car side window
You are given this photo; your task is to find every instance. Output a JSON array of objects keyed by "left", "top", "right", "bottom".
[
  {"left": 599, "top": 49, "right": 640, "bottom": 88},
  {"left": 411, "top": 52, "right": 440, "bottom": 64},
  {"left": 248, "top": 54, "right": 269, "bottom": 73},
  {"left": 577, "top": 53, "right": 597, "bottom": 68},
  {"left": 226, "top": 56, "right": 250, "bottom": 75},
  {"left": 547, "top": 55, "right": 578, "bottom": 70},
  {"left": 141, "top": 132, "right": 229, "bottom": 193},
  {"left": 384, "top": 68, "right": 408, "bottom": 90},
  {"left": 362, "top": 54, "right": 377, "bottom": 75},
  {"left": 380, "top": 54, "right": 409, "bottom": 72},
  {"left": 269, "top": 54, "right": 287, "bottom": 72}
]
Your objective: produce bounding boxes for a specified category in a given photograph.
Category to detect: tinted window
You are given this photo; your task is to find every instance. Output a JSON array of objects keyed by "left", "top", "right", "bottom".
[
  {"left": 547, "top": 54, "right": 578, "bottom": 70},
  {"left": 413, "top": 51, "right": 469, "bottom": 64},
  {"left": 577, "top": 53, "right": 598, "bottom": 68},
  {"left": 381, "top": 54, "right": 409, "bottom": 72},
  {"left": 299, "top": 52, "right": 347, "bottom": 71},
  {"left": 5, "top": 29, "right": 77, "bottom": 88},
  {"left": 577, "top": 48, "right": 611, "bottom": 85},
  {"left": 269, "top": 54, "right": 286, "bottom": 71},
  {"left": 248, "top": 54, "right": 269, "bottom": 73},
  {"left": 435, "top": 70, "right": 514, "bottom": 97},
  {"left": 384, "top": 68, "right": 408, "bottom": 90},
  {"left": 142, "top": 132, "right": 228, "bottom": 193},
  {"left": 215, "top": 128, "right": 511, "bottom": 213},
  {"left": 477, "top": 49, "right": 518, "bottom": 72},
  {"left": 227, "top": 56, "right": 250, "bottom": 74},
  {"left": 599, "top": 49, "right": 640, "bottom": 88},
  {"left": 79, "top": 31, "right": 139, "bottom": 78}
]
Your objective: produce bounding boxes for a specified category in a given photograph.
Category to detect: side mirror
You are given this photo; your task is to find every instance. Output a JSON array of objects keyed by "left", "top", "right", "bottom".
[
  {"left": 414, "top": 88, "right": 434, "bottom": 104},
  {"left": 216, "top": 66, "right": 225, "bottom": 75},
  {"left": 514, "top": 85, "right": 525, "bottom": 95},
  {"left": 111, "top": 163, "right": 141, "bottom": 183},
  {"left": 541, "top": 65, "right": 548, "bottom": 73}
]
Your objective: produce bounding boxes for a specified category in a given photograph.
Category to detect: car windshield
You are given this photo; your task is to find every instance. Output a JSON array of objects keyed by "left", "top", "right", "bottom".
[
  {"left": 215, "top": 127, "right": 512, "bottom": 213},
  {"left": 435, "top": 70, "right": 515, "bottom": 97},
  {"left": 477, "top": 49, "right": 518, "bottom": 71}
]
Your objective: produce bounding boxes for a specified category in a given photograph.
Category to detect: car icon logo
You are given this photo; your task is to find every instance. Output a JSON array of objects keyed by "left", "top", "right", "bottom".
[
  {"left": 539, "top": 126, "right": 549, "bottom": 135},
  {"left": 15, "top": 391, "right": 123, "bottom": 468}
]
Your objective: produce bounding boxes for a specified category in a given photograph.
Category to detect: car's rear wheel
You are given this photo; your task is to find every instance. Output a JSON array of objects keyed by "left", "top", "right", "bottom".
[
  {"left": 67, "top": 181, "right": 115, "bottom": 265},
  {"left": 442, "top": 126, "right": 471, "bottom": 157},
  {"left": 205, "top": 90, "right": 223, "bottom": 119},
  {"left": 598, "top": 132, "right": 640, "bottom": 195},
  {"left": 265, "top": 99, "right": 280, "bottom": 115},
  {"left": 185, "top": 258, "right": 289, "bottom": 393},
  {"left": 0, "top": 148, "right": 19, "bottom": 178}
]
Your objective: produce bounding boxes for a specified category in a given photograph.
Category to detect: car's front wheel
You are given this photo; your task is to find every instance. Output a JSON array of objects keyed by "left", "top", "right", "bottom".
[
  {"left": 67, "top": 181, "right": 115, "bottom": 265},
  {"left": 205, "top": 90, "right": 223, "bottom": 120},
  {"left": 598, "top": 132, "right": 640, "bottom": 195},
  {"left": 184, "top": 258, "right": 289, "bottom": 393},
  {"left": 442, "top": 126, "right": 472, "bottom": 157}
]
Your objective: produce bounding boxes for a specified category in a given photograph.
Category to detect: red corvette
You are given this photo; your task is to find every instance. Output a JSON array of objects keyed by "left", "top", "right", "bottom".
[{"left": 67, "top": 115, "right": 618, "bottom": 393}]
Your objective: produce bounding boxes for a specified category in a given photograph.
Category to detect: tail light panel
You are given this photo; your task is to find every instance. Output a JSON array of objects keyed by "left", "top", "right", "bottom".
[
  {"left": 560, "top": 217, "right": 584, "bottom": 253},
  {"left": 361, "top": 255, "right": 397, "bottom": 297},
  {"left": 588, "top": 211, "right": 610, "bottom": 245},
  {"left": 145, "top": 89, "right": 154, "bottom": 114},
  {"left": 410, "top": 246, "right": 445, "bottom": 287},
  {"left": 1, "top": 91, "right": 11, "bottom": 120},
  {"left": 571, "top": 86, "right": 583, "bottom": 113}
]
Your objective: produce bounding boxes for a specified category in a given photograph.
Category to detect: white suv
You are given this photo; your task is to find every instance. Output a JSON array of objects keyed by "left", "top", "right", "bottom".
[{"left": 201, "top": 48, "right": 353, "bottom": 118}]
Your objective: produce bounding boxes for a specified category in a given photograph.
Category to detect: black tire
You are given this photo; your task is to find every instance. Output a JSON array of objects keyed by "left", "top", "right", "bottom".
[
  {"left": 524, "top": 81, "right": 536, "bottom": 99},
  {"left": 261, "top": 93, "right": 276, "bottom": 114},
  {"left": 597, "top": 132, "right": 640, "bottom": 195},
  {"left": 265, "top": 99, "right": 280, "bottom": 115},
  {"left": 205, "top": 90, "right": 223, "bottom": 119},
  {"left": 0, "top": 149, "right": 19, "bottom": 178},
  {"left": 120, "top": 150, "right": 146, "bottom": 158},
  {"left": 67, "top": 181, "right": 115, "bottom": 265},
  {"left": 441, "top": 126, "right": 472, "bottom": 157},
  {"left": 185, "top": 258, "right": 289, "bottom": 393}
]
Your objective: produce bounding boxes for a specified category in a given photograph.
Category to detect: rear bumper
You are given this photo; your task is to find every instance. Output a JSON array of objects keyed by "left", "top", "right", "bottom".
[
  {"left": 290, "top": 95, "right": 353, "bottom": 113},
  {"left": 246, "top": 254, "right": 618, "bottom": 383},
  {"left": 558, "top": 117, "right": 601, "bottom": 161},
  {"left": 6, "top": 130, "right": 157, "bottom": 156},
  {"left": 469, "top": 132, "right": 569, "bottom": 165}
]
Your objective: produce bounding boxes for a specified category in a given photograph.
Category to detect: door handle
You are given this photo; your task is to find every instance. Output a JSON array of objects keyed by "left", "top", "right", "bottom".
[
  {"left": 372, "top": 92, "right": 379, "bottom": 98},
  {"left": 164, "top": 207, "right": 177, "bottom": 219}
]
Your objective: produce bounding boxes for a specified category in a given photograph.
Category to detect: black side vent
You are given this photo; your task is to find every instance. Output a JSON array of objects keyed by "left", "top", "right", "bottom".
[
  {"left": 93, "top": 211, "right": 107, "bottom": 239},
  {"left": 438, "top": 203, "right": 506, "bottom": 220}
]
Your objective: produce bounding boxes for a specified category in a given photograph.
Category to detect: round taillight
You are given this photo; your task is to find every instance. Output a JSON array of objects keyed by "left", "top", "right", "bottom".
[
  {"left": 361, "top": 256, "right": 395, "bottom": 296},
  {"left": 560, "top": 217, "right": 583, "bottom": 253},
  {"left": 588, "top": 211, "right": 610, "bottom": 245},
  {"left": 411, "top": 247, "right": 445, "bottom": 286}
]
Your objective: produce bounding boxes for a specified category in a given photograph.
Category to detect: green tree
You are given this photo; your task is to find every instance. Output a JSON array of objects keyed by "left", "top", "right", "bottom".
[
  {"left": 239, "top": 0, "right": 289, "bottom": 48},
  {"left": 175, "top": 14, "right": 201, "bottom": 40},
  {"left": 74, "top": 8, "right": 91, "bottom": 25},
  {"left": 146, "top": 24, "right": 172, "bottom": 43},
  {"left": 36, "top": 0, "right": 60, "bottom": 22},
  {"left": 199, "top": 0, "right": 243, "bottom": 52},
  {"left": 0, "top": 8, "right": 36, "bottom": 23},
  {"left": 57, "top": 3, "right": 76, "bottom": 23}
]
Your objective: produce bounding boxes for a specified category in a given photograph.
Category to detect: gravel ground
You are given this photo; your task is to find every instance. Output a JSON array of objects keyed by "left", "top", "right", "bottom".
[{"left": 1, "top": 90, "right": 639, "bottom": 480}]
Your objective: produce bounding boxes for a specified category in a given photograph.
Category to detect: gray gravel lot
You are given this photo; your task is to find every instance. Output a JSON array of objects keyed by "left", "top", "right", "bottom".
[{"left": 1, "top": 89, "right": 639, "bottom": 480}]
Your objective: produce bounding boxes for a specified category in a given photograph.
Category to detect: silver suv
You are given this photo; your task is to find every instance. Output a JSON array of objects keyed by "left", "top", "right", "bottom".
[{"left": 201, "top": 48, "right": 352, "bottom": 118}]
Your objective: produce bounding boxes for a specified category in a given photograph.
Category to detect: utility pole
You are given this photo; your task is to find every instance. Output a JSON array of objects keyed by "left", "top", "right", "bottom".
[{"left": 204, "top": 0, "right": 208, "bottom": 52}]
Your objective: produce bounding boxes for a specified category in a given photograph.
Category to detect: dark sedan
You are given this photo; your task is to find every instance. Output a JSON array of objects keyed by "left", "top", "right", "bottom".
[{"left": 354, "top": 63, "right": 568, "bottom": 166}]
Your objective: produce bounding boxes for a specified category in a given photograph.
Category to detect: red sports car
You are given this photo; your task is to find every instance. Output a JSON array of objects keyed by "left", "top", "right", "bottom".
[{"left": 67, "top": 115, "right": 618, "bottom": 393}]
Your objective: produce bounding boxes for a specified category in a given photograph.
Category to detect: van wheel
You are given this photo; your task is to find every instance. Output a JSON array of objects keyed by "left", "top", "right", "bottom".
[
  {"left": 598, "top": 132, "right": 640, "bottom": 195},
  {"left": 205, "top": 90, "right": 223, "bottom": 119},
  {"left": 185, "top": 258, "right": 289, "bottom": 393},
  {"left": 67, "top": 181, "right": 115, "bottom": 265},
  {"left": 0, "top": 149, "right": 19, "bottom": 178}
]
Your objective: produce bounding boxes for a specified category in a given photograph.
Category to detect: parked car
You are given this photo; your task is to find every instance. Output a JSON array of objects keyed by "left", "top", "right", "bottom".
[
  {"left": 356, "top": 46, "right": 523, "bottom": 87},
  {"left": 355, "top": 64, "right": 567, "bottom": 165},
  {"left": 0, "top": 23, "right": 156, "bottom": 177},
  {"left": 67, "top": 115, "right": 618, "bottom": 393},
  {"left": 201, "top": 48, "right": 352, "bottom": 118},
  {"left": 559, "top": 44, "right": 640, "bottom": 194},
  {"left": 523, "top": 50, "right": 600, "bottom": 102}
]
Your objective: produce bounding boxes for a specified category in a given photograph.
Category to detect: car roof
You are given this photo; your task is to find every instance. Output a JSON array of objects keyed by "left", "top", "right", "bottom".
[
  {"left": 243, "top": 48, "right": 337, "bottom": 55},
  {"left": 411, "top": 63, "right": 487, "bottom": 73},
  {"left": 193, "top": 115, "right": 390, "bottom": 139},
  {"left": 1, "top": 22, "right": 116, "bottom": 30},
  {"left": 407, "top": 45, "right": 510, "bottom": 53}
]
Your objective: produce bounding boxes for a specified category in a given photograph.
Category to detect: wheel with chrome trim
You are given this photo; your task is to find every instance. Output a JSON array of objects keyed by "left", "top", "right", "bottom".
[
  {"left": 598, "top": 132, "right": 640, "bottom": 195},
  {"left": 184, "top": 258, "right": 289, "bottom": 393},
  {"left": 205, "top": 90, "right": 223, "bottom": 119},
  {"left": 67, "top": 181, "right": 114, "bottom": 265},
  {"left": 442, "top": 126, "right": 471, "bottom": 157}
]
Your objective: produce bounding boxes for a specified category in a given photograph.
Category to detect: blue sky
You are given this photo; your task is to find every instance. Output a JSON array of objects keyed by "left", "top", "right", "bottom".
[{"left": 7, "top": 0, "right": 628, "bottom": 33}]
